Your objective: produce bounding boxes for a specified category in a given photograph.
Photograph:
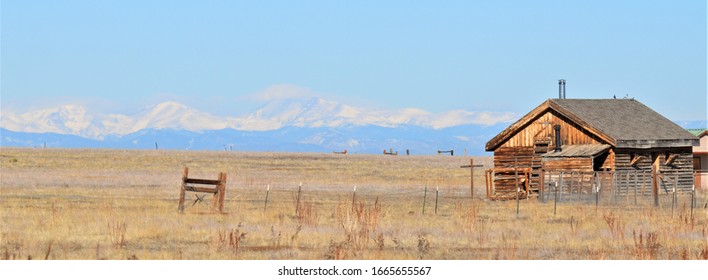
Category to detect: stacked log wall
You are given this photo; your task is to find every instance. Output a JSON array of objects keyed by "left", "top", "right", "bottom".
[
  {"left": 493, "top": 147, "right": 534, "bottom": 196},
  {"left": 615, "top": 148, "right": 694, "bottom": 193}
]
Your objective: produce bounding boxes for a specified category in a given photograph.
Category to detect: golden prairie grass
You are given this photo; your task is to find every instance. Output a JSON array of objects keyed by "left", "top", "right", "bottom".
[{"left": 0, "top": 147, "right": 707, "bottom": 260}]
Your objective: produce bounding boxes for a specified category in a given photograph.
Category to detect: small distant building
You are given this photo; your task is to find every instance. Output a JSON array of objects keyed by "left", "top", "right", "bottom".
[
  {"left": 689, "top": 129, "right": 708, "bottom": 190},
  {"left": 485, "top": 98, "right": 699, "bottom": 199}
]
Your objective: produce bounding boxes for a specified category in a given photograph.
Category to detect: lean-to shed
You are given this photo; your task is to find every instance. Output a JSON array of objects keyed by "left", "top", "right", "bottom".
[{"left": 485, "top": 98, "right": 699, "bottom": 199}]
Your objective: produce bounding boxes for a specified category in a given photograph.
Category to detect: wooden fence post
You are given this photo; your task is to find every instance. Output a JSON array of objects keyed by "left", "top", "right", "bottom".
[
  {"left": 652, "top": 156, "right": 660, "bottom": 207},
  {"left": 554, "top": 181, "right": 558, "bottom": 216},
  {"left": 422, "top": 186, "right": 428, "bottom": 215},
  {"left": 435, "top": 187, "right": 439, "bottom": 215},
  {"left": 540, "top": 170, "right": 546, "bottom": 203},
  {"left": 264, "top": 184, "right": 270, "bottom": 212},
  {"left": 217, "top": 172, "right": 226, "bottom": 213},
  {"left": 295, "top": 182, "right": 302, "bottom": 216},
  {"left": 178, "top": 167, "right": 189, "bottom": 213},
  {"left": 470, "top": 158, "right": 474, "bottom": 202},
  {"left": 691, "top": 184, "right": 695, "bottom": 221}
]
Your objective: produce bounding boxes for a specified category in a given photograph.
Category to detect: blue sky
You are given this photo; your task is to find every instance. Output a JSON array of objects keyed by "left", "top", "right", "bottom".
[{"left": 1, "top": 1, "right": 706, "bottom": 121}]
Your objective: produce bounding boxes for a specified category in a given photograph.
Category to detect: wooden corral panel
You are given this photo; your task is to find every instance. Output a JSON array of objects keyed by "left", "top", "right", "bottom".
[{"left": 500, "top": 110, "right": 604, "bottom": 149}]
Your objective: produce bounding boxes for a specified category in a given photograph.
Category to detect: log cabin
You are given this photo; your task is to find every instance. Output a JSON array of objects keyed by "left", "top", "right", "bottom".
[{"left": 485, "top": 98, "right": 699, "bottom": 199}]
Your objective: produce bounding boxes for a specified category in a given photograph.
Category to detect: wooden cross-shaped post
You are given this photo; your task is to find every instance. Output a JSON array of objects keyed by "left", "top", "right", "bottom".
[{"left": 460, "top": 158, "right": 484, "bottom": 203}]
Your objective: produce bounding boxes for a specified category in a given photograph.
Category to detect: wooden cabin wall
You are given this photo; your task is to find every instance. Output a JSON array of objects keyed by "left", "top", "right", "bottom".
[
  {"left": 542, "top": 157, "right": 594, "bottom": 172},
  {"left": 500, "top": 110, "right": 604, "bottom": 149},
  {"left": 493, "top": 147, "right": 534, "bottom": 168},
  {"left": 493, "top": 147, "right": 535, "bottom": 194},
  {"left": 615, "top": 148, "right": 694, "bottom": 192}
]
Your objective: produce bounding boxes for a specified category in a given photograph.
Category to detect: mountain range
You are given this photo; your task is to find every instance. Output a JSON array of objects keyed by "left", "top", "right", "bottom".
[{"left": 1, "top": 97, "right": 703, "bottom": 155}]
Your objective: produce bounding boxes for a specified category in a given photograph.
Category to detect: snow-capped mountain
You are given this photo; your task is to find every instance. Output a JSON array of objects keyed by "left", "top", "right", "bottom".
[
  {"left": 0, "top": 97, "right": 520, "bottom": 154},
  {"left": 0, "top": 104, "right": 104, "bottom": 139},
  {"left": 1, "top": 97, "right": 518, "bottom": 138},
  {"left": 102, "top": 101, "right": 231, "bottom": 136},
  {"left": 232, "top": 97, "right": 518, "bottom": 131}
]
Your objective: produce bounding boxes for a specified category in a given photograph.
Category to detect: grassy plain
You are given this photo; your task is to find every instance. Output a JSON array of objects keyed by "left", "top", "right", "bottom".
[{"left": 1, "top": 148, "right": 706, "bottom": 260}]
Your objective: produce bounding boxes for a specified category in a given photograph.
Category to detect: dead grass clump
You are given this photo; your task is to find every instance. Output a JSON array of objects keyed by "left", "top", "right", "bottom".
[
  {"left": 603, "top": 211, "right": 625, "bottom": 240},
  {"left": 324, "top": 240, "right": 349, "bottom": 260},
  {"left": 673, "top": 204, "right": 695, "bottom": 232},
  {"left": 296, "top": 202, "right": 318, "bottom": 226},
  {"left": 107, "top": 221, "right": 127, "bottom": 248},
  {"left": 455, "top": 203, "right": 485, "bottom": 245},
  {"left": 568, "top": 215, "right": 581, "bottom": 236},
  {"left": 632, "top": 229, "right": 661, "bottom": 260},
  {"left": 214, "top": 227, "right": 247, "bottom": 254},
  {"left": 334, "top": 197, "right": 382, "bottom": 258},
  {"left": 699, "top": 246, "right": 708, "bottom": 260},
  {"left": 374, "top": 233, "right": 385, "bottom": 251},
  {"left": 417, "top": 235, "right": 430, "bottom": 259},
  {"left": 270, "top": 226, "right": 282, "bottom": 248}
]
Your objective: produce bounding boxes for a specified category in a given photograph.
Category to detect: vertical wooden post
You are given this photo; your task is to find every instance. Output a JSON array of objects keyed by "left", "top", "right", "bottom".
[
  {"left": 553, "top": 181, "right": 558, "bottom": 216},
  {"left": 422, "top": 186, "right": 428, "bottom": 214},
  {"left": 514, "top": 157, "right": 519, "bottom": 198},
  {"left": 295, "top": 182, "right": 302, "bottom": 216},
  {"left": 218, "top": 172, "right": 226, "bottom": 213},
  {"left": 540, "top": 169, "right": 546, "bottom": 203},
  {"left": 470, "top": 158, "right": 475, "bottom": 202},
  {"left": 485, "top": 170, "right": 491, "bottom": 199},
  {"left": 178, "top": 167, "right": 189, "bottom": 213},
  {"left": 212, "top": 174, "right": 220, "bottom": 211},
  {"left": 595, "top": 181, "right": 599, "bottom": 212},
  {"left": 633, "top": 171, "right": 638, "bottom": 206},
  {"left": 559, "top": 171, "right": 564, "bottom": 202},
  {"left": 435, "top": 187, "right": 439, "bottom": 215},
  {"left": 652, "top": 155, "right": 660, "bottom": 207},
  {"left": 691, "top": 184, "right": 695, "bottom": 221},
  {"left": 671, "top": 184, "right": 676, "bottom": 218},
  {"left": 516, "top": 184, "right": 520, "bottom": 217},
  {"left": 264, "top": 184, "right": 270, "bottom": 212}
]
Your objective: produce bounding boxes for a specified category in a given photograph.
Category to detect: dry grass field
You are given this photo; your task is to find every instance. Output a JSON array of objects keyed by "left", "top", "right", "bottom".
[{"left": 1, "top": 147, "right": 706, "bottom": 260}]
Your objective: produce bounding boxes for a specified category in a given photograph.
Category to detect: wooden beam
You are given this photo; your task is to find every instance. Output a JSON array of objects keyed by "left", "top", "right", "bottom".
[
  {"left": 184, "top": 178, "right": 222, "bottom": 185},
  {"left": 630, "top": 155, "right": 645, "bottom": 166},
  {"left": 664, "top": 153, "right": 679, "bottom": 166},
  {"left": 184, "top": 185, "right": 219, "bottom": 193}
]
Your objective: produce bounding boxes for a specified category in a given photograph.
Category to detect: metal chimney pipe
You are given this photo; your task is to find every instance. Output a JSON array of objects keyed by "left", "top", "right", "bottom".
[
  {"left": 558, "top": 79, "right": 566, "bottom": 99},
  {"left": 554, "top": 125, "right": 562, "bottom": 152}
]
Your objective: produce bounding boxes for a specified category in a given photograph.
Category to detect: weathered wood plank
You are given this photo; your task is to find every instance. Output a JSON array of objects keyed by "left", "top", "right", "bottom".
[{"left": 184, "top": 178, "right": 222, "bottom": 185}]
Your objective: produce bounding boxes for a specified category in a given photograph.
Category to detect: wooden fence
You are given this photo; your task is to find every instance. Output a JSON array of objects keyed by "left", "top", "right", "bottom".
[{"left": 178, "top": 167, "right": 227, "bottom": 213}]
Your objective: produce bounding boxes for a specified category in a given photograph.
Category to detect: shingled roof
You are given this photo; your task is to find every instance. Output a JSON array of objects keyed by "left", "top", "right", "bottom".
[{"left": 486, "top": 98, "right": 699, "bottom": 150}]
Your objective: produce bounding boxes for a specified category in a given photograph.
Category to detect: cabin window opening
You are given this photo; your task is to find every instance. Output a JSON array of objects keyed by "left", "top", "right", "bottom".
[{"left": 593, "top": 152, "right": 609, "bottom": 171}]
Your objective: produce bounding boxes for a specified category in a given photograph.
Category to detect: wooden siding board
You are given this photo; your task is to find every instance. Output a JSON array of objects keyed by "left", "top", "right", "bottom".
[{"left": 500, "top": 111, "right": 604, "bottom": 149}]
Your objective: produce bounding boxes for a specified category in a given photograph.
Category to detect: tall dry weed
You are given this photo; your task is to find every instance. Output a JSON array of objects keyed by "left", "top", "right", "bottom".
[
  {"left": 296, "top": 202, "right": 318, "bottom": 226},
  {"left": 454, "top": 203, "right": 480, "bottom": 243},
  {"left": 603, "top": 211, "right": 625, "bottom": 240},
  {"left": 334, "top": 197, "right": 382, "bottom": 258},
  {"left": 632, "top": 229, "right": 661, "bottom": 259},
  {"left": 107, "top": 221, "right": 127, "bottom": 248},
  {"left": 214, "top": 227, "right": 247, "bottom": 254}
]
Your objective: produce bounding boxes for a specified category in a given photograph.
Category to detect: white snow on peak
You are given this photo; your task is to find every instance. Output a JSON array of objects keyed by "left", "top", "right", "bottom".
[{"left": 1, "top": 98, "right": 518, "bottom": 137}]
